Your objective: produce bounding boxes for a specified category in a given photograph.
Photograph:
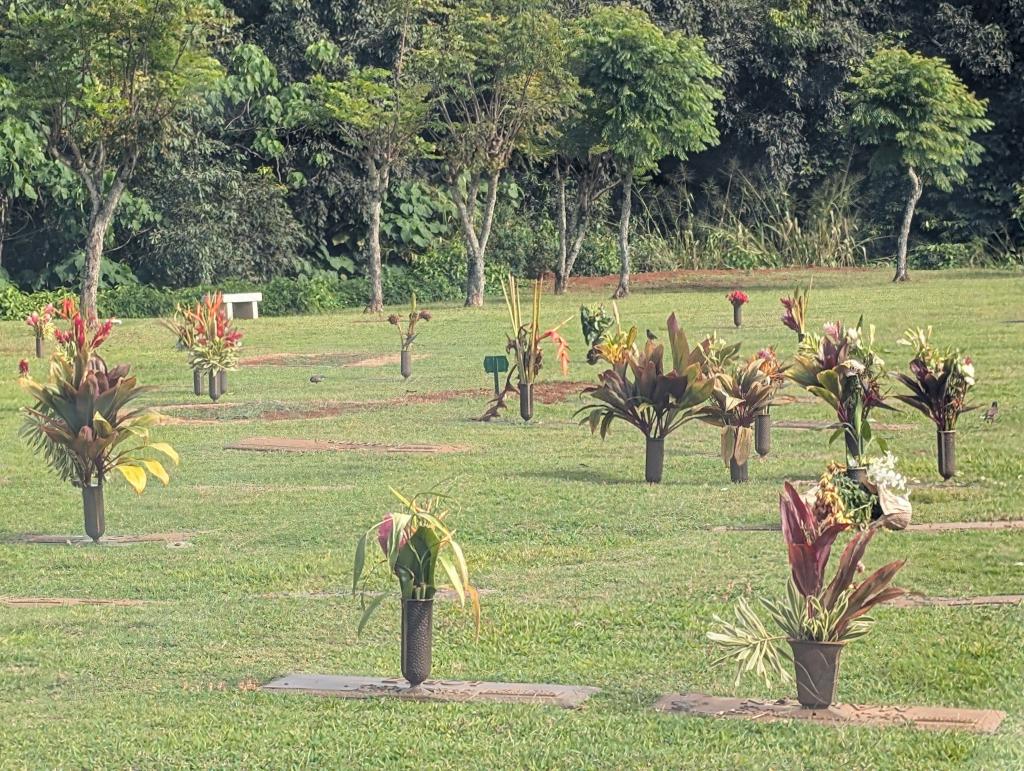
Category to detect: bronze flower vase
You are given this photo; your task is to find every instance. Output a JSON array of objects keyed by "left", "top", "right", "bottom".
[
  {"left": 732, "top": 303, "right": 743, "bottom": 327},
  {"left": 789, "top": 640, "right": 845, "bottom": 709},
  {"left": 82, "top": 481, "right": 105, "bottom": 542},
  {"left": 754, "top": 407, "right": 771, "bottom": 456},
  {"left": 208, "top": 371, "right": 221, "bottom": 402},
  {"left": 400, "top": 349, "right": 412, "bottom": 379},
  {"left": 192, "top": 368, "right": 202, "bottom": 396}
]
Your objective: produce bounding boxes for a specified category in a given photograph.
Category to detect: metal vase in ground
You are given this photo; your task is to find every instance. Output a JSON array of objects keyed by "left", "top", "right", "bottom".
[
  {"left": 208, "top": 371, "right": 221, "bottom": 402},
  {"left": 845, "top": 466, "right": 868, "bottom": 487},
  {"left": 645, "top": 438, "right": 664, "bottom": 483},
  {"left": 729, "top": 458, "right": 748, "bottom": 483},
  {"left": 519, "top": 382, "right": 534, "bottom": 422},
  {"left": 35, "top": 336, "right": 43, "bottom": 359},
  {"left": 732, "top": 303, "right": 743, "bottom": 327},
  {"left": 400, "top": 598, "right": 433, "bottom": 687},
  {"left": 81, "top": 482, "right": 105, "bottom": 542},
  {"left": 789, "top": 639, "right": 844, "bottom": 709},
  {"left": 218, "top": 370, "right": 228, "bottom": 394},
  {"left": 937, "top": 430, "right": 957, "bottom": 480},
  {"left": 400, "top": 349, "right": 412, "bottom": 379},
  {"left": 192, "top": 369, "right": 202, "bottom": 396},
  {"left": 754, "top": 408, "right": 771, "bottom": 456}
]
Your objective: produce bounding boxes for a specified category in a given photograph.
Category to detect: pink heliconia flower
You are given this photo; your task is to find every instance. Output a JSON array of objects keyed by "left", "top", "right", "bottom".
[
  {"left": 18, "top": 359, "right": 29, "bottom": 376},
  {"left": 376, "top": 514, "right": 409, "bottom": 555},
  {"left": 25, "top": 312, "right": 39, "bottom": 328},
  {"left": 823, "top": 321, "right": 841, "bottom": 339}
]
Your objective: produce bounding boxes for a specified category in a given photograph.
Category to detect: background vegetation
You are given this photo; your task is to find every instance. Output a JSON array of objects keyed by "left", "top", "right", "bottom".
[{"left": 1, "top": 0, "right": 1022, "bottom": 308}]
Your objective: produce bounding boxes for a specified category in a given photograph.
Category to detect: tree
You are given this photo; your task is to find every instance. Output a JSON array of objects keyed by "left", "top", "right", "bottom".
[
  {"left": 288, "top": 3, "right": 433, "bottom": 312},
  {"left": 421, "top": 0, "right": 576, "bottom": 306},
  {"left": 575, "top": 5, "right": 722, "bottom": 298},
  {"left": 847, "top": 47, "right": 992, "bottom": 281},
  {"left": 0, "top": 0, "right": 231, "bottom": 317},
  {"left": 0, "top": 77, "right": 49, "bottom": 272}
]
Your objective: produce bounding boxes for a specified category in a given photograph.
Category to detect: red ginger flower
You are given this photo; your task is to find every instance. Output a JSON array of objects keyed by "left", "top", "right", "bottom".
[
  {"left": 727, "top": 290, "right": 749, "bottom": 305},
  {"left": 18, "top": 359, "right": 29, "bottom": 376}
]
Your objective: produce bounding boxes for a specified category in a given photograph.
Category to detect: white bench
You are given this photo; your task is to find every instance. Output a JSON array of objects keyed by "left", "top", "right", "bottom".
[{"left": 222, "top": 292, "right": 263, "bottom": 320}]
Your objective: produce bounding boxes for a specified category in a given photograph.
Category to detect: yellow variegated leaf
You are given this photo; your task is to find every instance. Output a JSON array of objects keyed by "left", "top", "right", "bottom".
[
  {"left": 141, "top": 459, "right": 170, "bottom": 486},
  {"left": 147, "top": 442, "right": 180, "bottom": 465},
  {"left": 115, "top": 464, "right": 147, "bottom": 494}
]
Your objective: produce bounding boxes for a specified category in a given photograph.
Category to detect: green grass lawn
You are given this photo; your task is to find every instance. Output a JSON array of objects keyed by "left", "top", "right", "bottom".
[{"left": 1, "top": 268, "right": 1022, "bottom": 769}]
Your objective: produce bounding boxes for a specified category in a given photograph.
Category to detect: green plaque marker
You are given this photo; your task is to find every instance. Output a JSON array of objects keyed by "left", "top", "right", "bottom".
[{"left": 483, "top": 355, "right": 509, "bottom": 395}]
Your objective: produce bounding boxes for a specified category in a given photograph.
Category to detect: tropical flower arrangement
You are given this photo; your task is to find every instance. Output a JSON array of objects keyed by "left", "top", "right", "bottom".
[
  {"left": 19, "top": 306, "right": 179, "bottom": 541},
  {"left": 479, "top": 275, "right": 570, "bottom": 421},
  {"left": 803, "top": 453, "right": 912, "bottom": 531},
  {"left": 788, "top": 319, "right": 895, "bottom": 467},
  {"left": 185, "top": 293, "right": 243, "bottom": 384},
  {"left": 25, "top": 302, "right": 55, "bottom": 357},
  {"left": 389, "top": 293, "right": 431, "bottom": 378},
  {"left": 388, "top": 293, "right": 432, "bottom": 352},
  {"left": 727, "top": 290, "right": 749, "bottom": 306},
  {"left": 780, "top": 285, "right": 810, "bottom": 341},
  {"left": 708, "top": 482, "right": 906, "bottom": 707},
  {"left": 580, "top": 303, "right": 616, "bottom": 364},
  {"left": 161, "top": 303, "right": 199, "bottom": 351},
  {"left": 693, "top": 331, "right": 743, "bottom": 377},
  {"left": 352, "top": 489, "right": 479, "bottom": 686},
  {"left": 894, "top": 327, "right": 977, "bottom": 478},
  {"left": 727, "top": 290, "right": 749, "bottom": 327},
  {"left": 586, "top": 302, "right": 637, "bottom": 367},
  {"left": 696, "top": 356, "right": 776, "bottom": 482},
  {"left": 576, "top": 312, "right": 716, "bottom": 483},
  {"left": 894, "top": 327, "right": 976, "bottom": 430}
]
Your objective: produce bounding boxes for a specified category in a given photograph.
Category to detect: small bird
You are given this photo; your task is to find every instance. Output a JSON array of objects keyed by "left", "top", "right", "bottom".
[
  {"left": 983, "top": 401, "right": 998, "bottom": 422},
  {"left": 646, "top": 329, "right": 657, "bottom": 341},
  {"left": 309, "top": 374, "right": 327, "bottom": 384}
]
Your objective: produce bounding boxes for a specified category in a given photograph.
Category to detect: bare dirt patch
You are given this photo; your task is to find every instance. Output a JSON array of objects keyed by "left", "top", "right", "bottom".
[
  {"left": 238, "top": 351, "right": 427, "bottom": 368},
  {"left": 225, "top": 436, "right": 468, "bottom": 454},
  {"left": 886, "top": 593, "right": 1023, "bottom": 608},
  {"left": 157, "top": 380, "right": 593, "bottom": 425},
  {"left": 773, "top": 419, "right": 914, "bottom": 431},
  {"left": 1, "top": 596, "right": 151, "bottom": 608},
  {"left": 654, "top": 692, "right": 1004, "bottom": 734}
]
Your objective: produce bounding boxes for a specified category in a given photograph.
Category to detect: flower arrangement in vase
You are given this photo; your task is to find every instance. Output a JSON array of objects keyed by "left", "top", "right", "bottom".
[
  {"left": 727, "top": 290, "right": 748, "bottom": 327},
  {"left": 388, "top": 293, "right": 431, "bottom": 379}
]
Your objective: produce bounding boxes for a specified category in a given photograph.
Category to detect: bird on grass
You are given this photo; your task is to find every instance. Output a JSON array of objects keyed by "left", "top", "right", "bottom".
[
  {"left": 309, "top": 374, "right": 327, "bottom": 384},
  {"left": 983, "top": 401, "right": 998, "bottom": 422}
]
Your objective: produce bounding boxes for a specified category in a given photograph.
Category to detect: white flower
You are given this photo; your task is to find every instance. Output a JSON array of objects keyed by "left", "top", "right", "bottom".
[
  {"left": 846, "top": 327, "right": 862, "bottom": 346},
  {"left": 867, "top": 451, "right": 908, "bottom": 495}
]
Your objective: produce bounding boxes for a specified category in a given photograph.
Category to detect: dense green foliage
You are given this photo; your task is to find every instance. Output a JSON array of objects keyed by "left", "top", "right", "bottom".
[{"left": 1, "top": 1, "right": 1021, "bottom": 306}]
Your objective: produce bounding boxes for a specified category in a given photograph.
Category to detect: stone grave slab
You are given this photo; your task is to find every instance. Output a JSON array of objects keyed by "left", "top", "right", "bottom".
[
  {"left": 654, "top": 692, "right": 1005, "bottom": 734},
  {"left": 4, "top": 532, "right": 198, "bottom": 546},
  {"left": 262, "top": 673, "right": 598, "bottom": 708}
]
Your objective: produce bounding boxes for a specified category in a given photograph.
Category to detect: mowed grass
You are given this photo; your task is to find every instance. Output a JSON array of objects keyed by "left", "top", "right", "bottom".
[{"left": 0, "top": 268, "right": 1022, "bottom": 769}]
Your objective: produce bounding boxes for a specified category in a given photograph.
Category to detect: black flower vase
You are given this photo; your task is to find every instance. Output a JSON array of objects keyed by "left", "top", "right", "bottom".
[
  {"left": 754, "top": 408, "right": 771, "bottom": 456},
  {"left": 519, "top": 382, "right": 534, "bottom": 421},
  {"left": 400, "top": 349, "right": 412, "bottom": 379},
  {"left": 208, "top": 371, "right": 221, "bottom": 402},
  {"left": 192, "top": 369, "right": 202, "bottom": 396},
  {"left": 35, "top": 336, "right": 44, "bottom": 359},
  {"left": 645, "top": 437, "right": 664, "bottom": 483},
  {"left": 729, "top": 458, "right": 748, "bottom": 483},
  {"left": 732, "top": 303, "right": 743, "bottom": 327},
  {"left": 937, "top": 430, "right": 957, "bottom": 480},
  {"left": 401, "top": 598, "right": 433, "bottom": 687},
  {"left": 82, "top": 481, "right": 105, "bottom": 542}
]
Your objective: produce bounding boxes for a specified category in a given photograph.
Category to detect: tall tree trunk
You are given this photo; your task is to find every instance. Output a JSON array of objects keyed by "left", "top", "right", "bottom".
[
  {"left": 894, "top": 166, "right": 923, "bottom": 283},
  {"left": 453, "top": 169, "right": 501, "bottom": 307},
  {"left": 81, "top": 181, "right": 127, "bottom": 321},
  {"left": 613, "top": 167, "right": 633, "bottom": 299},
  {"left": 554, "top": 162, "right": 568, "bottom": 294},
  {"left": 365, "top": 164, "right": 386, "bottom": 313},
  {"left": 0, "top": 195, "right": 8, "bottom": 271}
]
